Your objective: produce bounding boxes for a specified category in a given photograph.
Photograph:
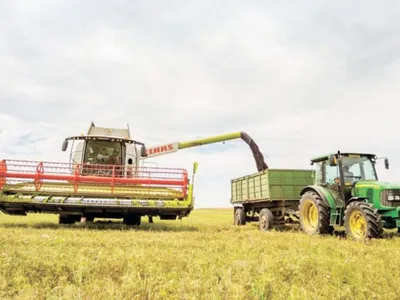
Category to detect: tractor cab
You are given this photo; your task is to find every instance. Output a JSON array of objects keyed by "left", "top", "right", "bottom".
[
  {"left": 61, "top": 122, "right": 147, "bottom": 177},
  {"left": 310, "top": 152, "right": 389, "bottom": 201}
]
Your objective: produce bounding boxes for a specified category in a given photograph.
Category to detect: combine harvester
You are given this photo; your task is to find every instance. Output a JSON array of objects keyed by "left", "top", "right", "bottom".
[
  {"left": 0, "top": 122, "right": 267, "bottom": 225},
  {"left": 231, "top": 151, "right": 400, "bottom": 241}
]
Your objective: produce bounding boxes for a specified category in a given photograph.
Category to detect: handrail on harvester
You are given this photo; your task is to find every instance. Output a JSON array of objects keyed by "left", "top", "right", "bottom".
[{"left": 0, "top": 159, "right": 188, "bottom": 195}]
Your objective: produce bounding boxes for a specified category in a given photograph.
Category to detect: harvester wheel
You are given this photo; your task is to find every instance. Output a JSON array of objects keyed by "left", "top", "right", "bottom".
[
  {"left": 258, "top": 208, "right": 273, "bottom": 231},
  {"left": 299, "top": 191, "right": 333, "bottom": 235},
  {"left": 59, "top": 214, "right": 80, "bottom": 224},
  {"left": 123, "top": 214, "right": 141, "bottom": 226},
  {"left": 85, "top": 215, "right": 95, "bottom": 222},
  {"left": 344, "top": 201, "right": 383, "bottom": 240},
  {"left": 234, "top": 208, "right": 246, "bottom": 225}
]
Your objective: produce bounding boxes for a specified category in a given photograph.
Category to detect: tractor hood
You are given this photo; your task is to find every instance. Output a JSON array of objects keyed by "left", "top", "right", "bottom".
[{"left": 355, "top": 180, "right": 400, "bottom": 190}]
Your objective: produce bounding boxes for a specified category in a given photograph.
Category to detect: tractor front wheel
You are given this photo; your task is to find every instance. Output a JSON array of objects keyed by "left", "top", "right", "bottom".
[
  {"left": 344, "top": 201, "right": 383, "bottom": 240},
  {"left": 299, "top": 191, "right": 333, "bottom": 235}
]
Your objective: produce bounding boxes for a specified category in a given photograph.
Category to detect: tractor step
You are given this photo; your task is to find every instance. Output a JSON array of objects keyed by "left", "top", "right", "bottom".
[{"left": 330, "top": 207, "right": 343, "bottom": 225}]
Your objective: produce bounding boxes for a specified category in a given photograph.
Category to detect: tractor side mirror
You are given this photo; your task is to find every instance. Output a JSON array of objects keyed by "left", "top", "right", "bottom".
[
  {"left": 328, "top": 155, "right": 337, "bottom": 166},
  {"left": 61, "top": 140, "right": 69, "bottom": 152},
  {"left": 385, "top": 158, "right": 389, "bottom": 169},
  {"left": 140, "top": 145, "right": 148, "bottom": 157}
]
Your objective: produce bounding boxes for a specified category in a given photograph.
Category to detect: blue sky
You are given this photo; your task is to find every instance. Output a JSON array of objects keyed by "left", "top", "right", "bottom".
[{"left": 1, "top": 1, "right": 399, "bottom": 208}]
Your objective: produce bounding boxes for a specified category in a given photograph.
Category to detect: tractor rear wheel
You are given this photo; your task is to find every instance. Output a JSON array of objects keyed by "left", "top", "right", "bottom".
[
  {"left": 259, "top": 208, "right": 273, "bottom": 231},
  {"left": 234, "top": 208, "right": 246, "bottom": 225},
  {"left": 299, "top": 191, "right": 333, "bottom": 235},
  {"left": 344, "top": 201, "right": 383, "bottom": 240}
]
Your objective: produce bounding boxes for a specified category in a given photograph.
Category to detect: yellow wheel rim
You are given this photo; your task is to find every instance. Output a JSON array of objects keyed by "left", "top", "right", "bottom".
[
  {"left": 301, "top": 200, "right": 318, "bottom": 232},
  {"left": 349, "top": 211, "right": 367, "bottom": 239}
]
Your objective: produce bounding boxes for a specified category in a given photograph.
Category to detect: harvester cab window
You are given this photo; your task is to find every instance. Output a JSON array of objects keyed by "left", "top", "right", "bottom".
[
  {"left": 86, "top": 147, "right": 95, "bottom": 163},
  {"left": 84, "top": 141, "right": 122, "bottom": 166},
  {"left": 96, "top": 148, "right": 110, "bottom": 163},
  {"left": 125, "top": 143, "right": 138, "bottom": 174}
]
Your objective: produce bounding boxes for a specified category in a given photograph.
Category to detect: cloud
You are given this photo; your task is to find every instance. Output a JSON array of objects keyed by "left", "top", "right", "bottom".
[{"left": 0, "top": 0, "right": 399, "bottom": 208}]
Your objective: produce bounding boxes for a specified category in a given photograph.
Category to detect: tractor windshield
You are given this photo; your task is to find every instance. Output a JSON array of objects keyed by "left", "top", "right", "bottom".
[
  {"left": 341, "top": 155, "right": 377, "bottom": 181},
  {"left": 83, "top": 140, "right": 122, "bottom": 165},
  {"left": 314, "top": 155, "right": 377, "bottom": 185}
]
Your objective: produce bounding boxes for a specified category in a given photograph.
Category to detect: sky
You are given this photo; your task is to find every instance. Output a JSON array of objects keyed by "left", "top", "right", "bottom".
[{"left": 0, "top": 1, "right": 400, "bottom": 208}]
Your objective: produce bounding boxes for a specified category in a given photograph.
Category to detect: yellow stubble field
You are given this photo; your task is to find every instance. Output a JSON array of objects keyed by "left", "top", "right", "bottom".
[{"left": 0, "top": 208, "right": 400, "bottom": 300}]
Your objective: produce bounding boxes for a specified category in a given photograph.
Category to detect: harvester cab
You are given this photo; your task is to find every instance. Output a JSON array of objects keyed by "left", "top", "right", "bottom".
[
  {"left": 61, "top": 122, "right": 147, "bottom": 176},
  {"left": 299, "top": 151, "right": 399, "bottom": 240}
]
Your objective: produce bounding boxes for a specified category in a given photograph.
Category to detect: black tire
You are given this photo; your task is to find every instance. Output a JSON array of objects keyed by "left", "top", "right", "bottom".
[
  {"left": 59, "top": 214, "right": 80, "bottom": 224},
  {"left": 123, "top": 214, "right": 141, "bottom": 226},
  {"left": 259, "top": 208, "right": 273, "bottom": 231},
  {"left": 234, "top": 208, "right": 246, "bottom": 225},
  {"left": 344, "top": 201, "right": 383, "bottom": 240},
  {"left": 299, "top": 191, "right": 333, "bottom": 235},
  {"left": 85, "top": 215, "right": 95, "bottom": 222}
]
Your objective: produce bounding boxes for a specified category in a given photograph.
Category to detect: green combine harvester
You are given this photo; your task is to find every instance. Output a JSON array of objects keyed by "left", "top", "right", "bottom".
[
  {"left": 232, "top": 151, "right": 399, "bottom": 240},
  {"left": 0, "top": 122, "right": 267, "bottom": 225}
]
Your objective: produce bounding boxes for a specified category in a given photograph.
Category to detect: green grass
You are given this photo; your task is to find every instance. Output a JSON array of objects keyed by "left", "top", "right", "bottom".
[{"left": 1, "top": 208, "right": 400, "bottom": 300}]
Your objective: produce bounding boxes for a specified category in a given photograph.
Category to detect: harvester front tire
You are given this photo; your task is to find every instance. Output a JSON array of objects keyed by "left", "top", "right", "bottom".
[
  {"left": 299, "top": 191, "right": 333, "bottom": 235},
  {"left": 259, "top": 208, "right": 273, "bottom": 231},
  {"left": 344, "top": 201, "right": 383, "bottom": 240},
  {"left": 85, "top": 215, "right": 95, "bottom": 222},
  {"left": 234, "top": 208, "right": 246, "bottom": 225},
  {"left": 59, "top": 214, "right": 80, "bottom": 224},
  {"left": 123, "top": 215, "right": 141, "bottom": 226}
]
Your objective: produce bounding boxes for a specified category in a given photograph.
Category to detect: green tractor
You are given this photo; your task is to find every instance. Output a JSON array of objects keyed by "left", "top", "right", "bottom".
[{"left": 298, "top": 151, "right": 398, "bottom": 240}]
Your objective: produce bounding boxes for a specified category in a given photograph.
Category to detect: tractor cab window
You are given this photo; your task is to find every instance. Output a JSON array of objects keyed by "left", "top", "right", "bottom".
[
  {"left": 84, "top": 140, "right": 123, "bottom": 165},
  {"left": 341, "top": 156, "right": 377, "bottom": 182},
  {"left": 314, "top": 161, "right": 339, "bottom": 185},
  {"left": 325, "top": 163, "right": 339, "bottom": 184}
]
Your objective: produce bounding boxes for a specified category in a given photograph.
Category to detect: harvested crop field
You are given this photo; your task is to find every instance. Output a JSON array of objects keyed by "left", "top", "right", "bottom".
[{"left": 0, "top": 208, "right": 399, "bottom": 300}]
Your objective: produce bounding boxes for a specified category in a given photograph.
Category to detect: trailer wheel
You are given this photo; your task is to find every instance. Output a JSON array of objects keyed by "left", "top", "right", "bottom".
[
  {"left": 234, "top": 208, "right": 246, "bottom": 225},
  {"left": 344, "top": 201, "right": 383, "bottom": 240},
  {"left": 259, "top": 208, "right": 273, "bottom": 231},
  {"left": 299, "top": 191, "right": 333, "bottom": 235},
  {"left": 123, "top": 214, "right": 141, "bottom": 226}
]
